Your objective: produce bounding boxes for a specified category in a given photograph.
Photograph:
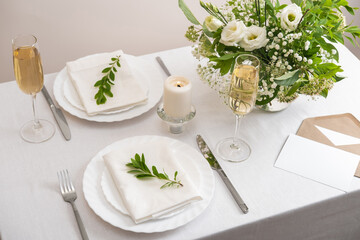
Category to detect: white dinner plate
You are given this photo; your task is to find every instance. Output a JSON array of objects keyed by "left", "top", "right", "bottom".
[
  {"left": 53, "top": 54, "right": 163, "bottom": 122},
  {"left": 83, "top": 135, "right": 215, "bottom": 233}
]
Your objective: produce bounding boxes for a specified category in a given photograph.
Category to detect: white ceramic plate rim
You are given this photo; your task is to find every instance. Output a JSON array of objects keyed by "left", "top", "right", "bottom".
[
  {"left": 53, "top": 54, "right": 163, "bottom": 122},
  {"left": 82, "top": 135, "right": 215, "bottom": 233}
]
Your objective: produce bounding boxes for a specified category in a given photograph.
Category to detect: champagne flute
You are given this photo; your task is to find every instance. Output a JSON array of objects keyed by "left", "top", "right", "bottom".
[
  {"left": 216, "top": 54, "right": 260, "bottom": 162},
  {"left": 12, "top": 34, "right": 55, "bottom": 143}
]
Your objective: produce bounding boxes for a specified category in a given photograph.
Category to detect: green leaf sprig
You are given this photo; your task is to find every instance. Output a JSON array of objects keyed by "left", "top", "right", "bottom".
[
  {"left": 94, "top": 55, "right": 121, "bottom": 105},
  {"left": 126, "top": 153, "right": 183, "bottom": 189}
]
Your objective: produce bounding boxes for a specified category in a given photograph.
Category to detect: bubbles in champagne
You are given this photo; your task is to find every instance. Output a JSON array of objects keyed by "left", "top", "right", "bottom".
[
  {"left": 13, "top": 46, "right": 44, "bottom": 95},
  {"left": 228, "top": 65, "right": 259, "bottom": 115}
]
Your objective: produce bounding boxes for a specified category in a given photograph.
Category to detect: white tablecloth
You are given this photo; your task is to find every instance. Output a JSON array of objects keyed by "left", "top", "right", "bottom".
[{"left": 1, "top": 45, "right": 360, "bottom": 240}]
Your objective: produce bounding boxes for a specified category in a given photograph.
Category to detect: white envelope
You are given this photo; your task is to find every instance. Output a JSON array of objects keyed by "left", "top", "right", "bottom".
[
  {"left": 296, "top": 113, "right": 360, "bottom": 177},
  {"left": 275, "top": 134, "right": 359, "bottom": 192}
]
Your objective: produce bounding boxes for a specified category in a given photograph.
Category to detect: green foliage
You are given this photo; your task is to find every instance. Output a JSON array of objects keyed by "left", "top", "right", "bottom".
[
  {"left": 275, "top": 70, "right": 302, "bottom": 86},
  {"left": 178, "top": 0, "right": 200, "bottom": 25},
  {"left": 126, "top": 153, "right": 183, "bottom": 189},
  {"left": 179, "top": 0, "right": 360, "bottom": 104},
  {"left": 185, "top": 25, "right": 200, "bottom": 42},
  {"left": 94, "top": 56, "right": 121, "bottom": 105}
]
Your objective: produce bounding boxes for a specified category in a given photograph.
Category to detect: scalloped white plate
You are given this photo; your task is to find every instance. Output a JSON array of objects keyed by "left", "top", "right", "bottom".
[
  {"left": 83, "top": 135, "right": 215, "bottom": 233},
  {"left": 53, "top": 54, "right": 163, "bottom": 122}
]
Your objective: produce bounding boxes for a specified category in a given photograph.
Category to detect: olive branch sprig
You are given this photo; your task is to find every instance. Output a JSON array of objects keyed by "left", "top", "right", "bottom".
[
  {"left": 126, "top": 153, "right": 183, "bottom": 189},
  {"left": 94, "top": 55, "right": 121, "bottom": 105}
]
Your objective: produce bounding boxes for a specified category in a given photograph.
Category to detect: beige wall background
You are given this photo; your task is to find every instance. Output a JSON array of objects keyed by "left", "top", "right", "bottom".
[{"left": 1, "top": 0, "right": 359, "bottom": 83}]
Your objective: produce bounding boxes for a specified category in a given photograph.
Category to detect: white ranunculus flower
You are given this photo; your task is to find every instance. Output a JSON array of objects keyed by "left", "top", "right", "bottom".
[
  {"left": 204, "top": 16, "right": 223, "bottom": 32},
  {"left": 279, "top": 3, "right": 303, "bottom": 31},
  {"left": 239, "top": 26, "right": 269, "bottom": 51},
  {"left": 220, "top": 20, "right": 246, "bottom": 46}
]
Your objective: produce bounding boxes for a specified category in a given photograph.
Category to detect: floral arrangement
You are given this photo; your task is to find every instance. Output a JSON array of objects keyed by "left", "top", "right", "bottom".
[{"left": 179, "top": 0, "right": 360, "bottom": 106}]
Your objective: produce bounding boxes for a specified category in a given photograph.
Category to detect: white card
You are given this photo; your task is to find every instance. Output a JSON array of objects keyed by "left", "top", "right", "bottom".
[{"left": 275, "top": 134, "right": 360, "bottom": 192}]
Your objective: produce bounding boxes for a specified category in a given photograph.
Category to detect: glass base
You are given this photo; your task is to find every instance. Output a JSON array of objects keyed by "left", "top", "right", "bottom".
[
  {"left": 157, "top": 103, "right": 196, "bottom": 134},
  {"left": 216, "top": 137, "right": 251, "bottom": 162},
  {"left": 256, "top": 98, "right": 290, "bottom": 112},
  {"left": 20, "top": 119, "right": 55, "bottom": 143}
]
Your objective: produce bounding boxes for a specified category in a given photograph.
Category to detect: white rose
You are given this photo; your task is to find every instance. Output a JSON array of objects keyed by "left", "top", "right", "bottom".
[
  {"left": 204, "top": 16, "right": 223, "bottom": 32},
  {"left": 220, "top": 20, "right": 246, "bottom": 46},
  {"left": 239, "top": 26, "right": 269, "bottom": 51},
  {"left": 279, "top": 4, "right": 303, "bottom": 31}
]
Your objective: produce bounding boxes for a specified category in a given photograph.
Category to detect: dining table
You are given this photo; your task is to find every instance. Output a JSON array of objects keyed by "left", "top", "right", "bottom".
[{"left": 1, "top": 44, "right": 360, "bottom": 240}]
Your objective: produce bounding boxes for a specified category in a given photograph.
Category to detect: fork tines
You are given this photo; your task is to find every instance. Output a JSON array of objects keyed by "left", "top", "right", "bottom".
[{"left": 57, "top": 169, "right": 75, "bottom": 194}]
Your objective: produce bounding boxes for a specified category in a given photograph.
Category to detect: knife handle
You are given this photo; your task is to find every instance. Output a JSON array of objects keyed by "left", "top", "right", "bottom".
[{"left": 218, "top": 169, "right": 249, "bottom": 214}]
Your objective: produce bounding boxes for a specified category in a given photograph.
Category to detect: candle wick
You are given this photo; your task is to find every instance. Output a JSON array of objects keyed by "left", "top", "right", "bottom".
[{"left": 177, "top": 84, "right": 182, "bottom": 87}]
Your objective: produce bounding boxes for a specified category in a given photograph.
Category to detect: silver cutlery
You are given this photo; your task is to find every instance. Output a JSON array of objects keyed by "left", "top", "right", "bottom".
[
  {"left": 156, "top": 56, "right": 171, "bottom": 77},
  {"left": 196, "top": 135, "right": 249, "bottom": 214},
  {"left": 57, "top": 169, "right": 89, "bottom": 240},
  {"left": 42, "top": 86, "right": 71, "bottom": 141}
]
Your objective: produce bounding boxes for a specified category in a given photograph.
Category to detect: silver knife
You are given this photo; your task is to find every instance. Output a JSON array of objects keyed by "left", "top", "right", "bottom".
[
  {"left": 156, "top": 56, "right": 171, "bottom": 77},
  {"left": 196, "top": 135, "right": 249, "bottom": 214},
  {"left": 42, "top": 86, "right": 71, "bottom": 141}
]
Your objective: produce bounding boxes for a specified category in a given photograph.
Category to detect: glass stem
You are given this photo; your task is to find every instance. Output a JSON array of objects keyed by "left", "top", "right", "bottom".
[
  {"left": 231, "top": 114, "right": 244, "bottom": 149},
  {"left": 31, "top": 94, "right": 41, "bottom": 129}
]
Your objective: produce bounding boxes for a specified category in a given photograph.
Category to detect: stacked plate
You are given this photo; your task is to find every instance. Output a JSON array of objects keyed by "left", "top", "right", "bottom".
[
  {"left": 53, "top": 53, "right": 163, "bottom": 122},
  {"left": 83, "top": 135, "right": 215, "bottom": 233}
]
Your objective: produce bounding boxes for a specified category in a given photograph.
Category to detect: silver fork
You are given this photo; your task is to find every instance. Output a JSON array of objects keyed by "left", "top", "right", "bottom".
[{"left": 57, "top": 169, "right": 89, "bottom": 240}]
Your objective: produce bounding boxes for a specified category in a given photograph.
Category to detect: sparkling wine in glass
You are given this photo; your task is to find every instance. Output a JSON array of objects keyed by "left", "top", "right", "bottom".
[
  {"left": 216, "top": 54, "right": 260, "bottom": 162},
  {"left": 12, "top": 34, "right": 54, "bottom": 143}
]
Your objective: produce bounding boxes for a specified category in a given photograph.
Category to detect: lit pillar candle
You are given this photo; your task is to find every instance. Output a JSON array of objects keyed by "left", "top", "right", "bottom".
[{"left": 163, "top": 76, "right": 192, "bottom": 119}]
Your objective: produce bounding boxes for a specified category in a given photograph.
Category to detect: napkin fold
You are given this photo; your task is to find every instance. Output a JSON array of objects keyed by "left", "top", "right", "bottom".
[
  {"left": 66, "top": 50, "right": 148, "bottom": 115},
  {"left": 103, "top": 139, "right": 202, "bottom": 224}
]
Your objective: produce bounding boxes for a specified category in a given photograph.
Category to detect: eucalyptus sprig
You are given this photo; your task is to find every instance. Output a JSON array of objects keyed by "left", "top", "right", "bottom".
[
  {"left": 94, "top": 55, "right": 121, "bottom": 105},
  {"left": 126, "top": 153, "right": 183, "bottom": 189}
]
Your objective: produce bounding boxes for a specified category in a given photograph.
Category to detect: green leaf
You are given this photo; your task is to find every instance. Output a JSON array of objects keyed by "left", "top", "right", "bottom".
[
  {"left": 333, "top": 74, "right": 345, "bottom": 82},
  {"left": 131, "top": 157, "right": 140, "bottom": 168},
  {"left": 135, "top": 174, "right": 155, "bottom": 179},
  {"left": 274, "top": 70, "right": 301, "bottom": 86},
  {"left": 320, "top": 88, "right": 328, "bottom": 98},
  {"left": 210, "top": 53, "right": 239, "bottom": 61},
  {"left": 317, "top": 63, "right": 343, "bottom": 78},
  {"left": 152, "top": 166, "right": 159, "bottom": 176},
  {"left": 102, "top": 67, "right": 111, "bottom": 73},
  {"left": 286, "top": 81, "right": 302, "bottom": 96},
  {"left": 127, "top": 170, "right": 142, "bottom": 174},
  {"left": 178, "top": 0, "right": 200, "bottom": 25},
  {"left": 174, "top": 171, "right": 178, "bottom": 181},
  {"left": 345, "top": 5, "right": 354, "bottom": 15},
  {"left": 345, "top": 35, "right": 355, "bottom": 46},
  {"left": 109, "top": 71, "right": 115, "bottom": 81},
  {"left": 94, "top": 80, "right": 102, "bottom": 87},
  {"left": 157, "top": 173, "right": 168, "bottom": 180},
  {"left": 104, "top": 90, "right": 113, "bottom": 97}
]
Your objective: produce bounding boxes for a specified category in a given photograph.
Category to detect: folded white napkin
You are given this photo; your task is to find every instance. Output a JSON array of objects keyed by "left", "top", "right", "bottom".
[
  {"left": 103, "top": 139, "right": 202, "bottom": 224},
  {"left": 66, "top": 50, "right": 148, "bottom": 115}
]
